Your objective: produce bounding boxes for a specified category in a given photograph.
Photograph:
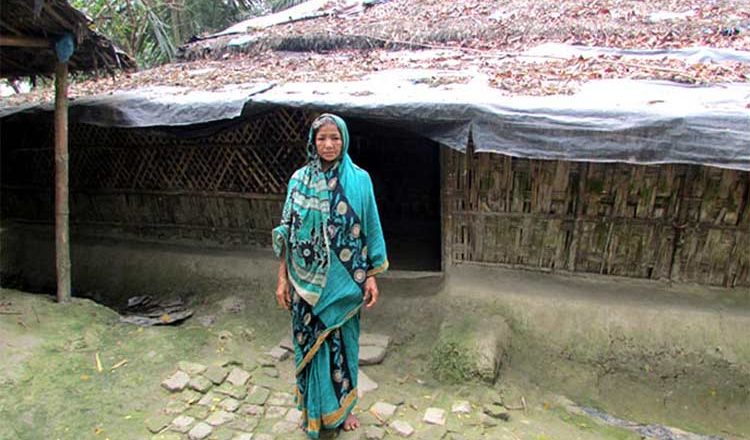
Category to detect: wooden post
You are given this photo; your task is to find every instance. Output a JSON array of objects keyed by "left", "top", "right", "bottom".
[
  {"left": 0, "top": 35, "right": 49, "bottom": 48},
  {"left": 54, "top": 61, "right": 71, "bottom": 303}
]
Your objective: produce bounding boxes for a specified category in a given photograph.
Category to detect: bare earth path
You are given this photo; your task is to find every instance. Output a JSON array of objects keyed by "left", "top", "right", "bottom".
[{"left": 1, "top": 275, "right": 746, "bottom": 439}]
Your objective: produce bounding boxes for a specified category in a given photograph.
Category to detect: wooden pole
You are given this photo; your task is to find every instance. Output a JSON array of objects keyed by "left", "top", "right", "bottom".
[
  {"left": 0, "top": 35, "right": 49, "bottom": 48},
  {"left": 54, "top": 61, "right": 71, "bottom": 303}
]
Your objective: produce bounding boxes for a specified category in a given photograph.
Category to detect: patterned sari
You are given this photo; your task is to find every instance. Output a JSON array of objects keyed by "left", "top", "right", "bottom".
[{"left": 273, "top": 114, "right": 388, "bottom": 438}]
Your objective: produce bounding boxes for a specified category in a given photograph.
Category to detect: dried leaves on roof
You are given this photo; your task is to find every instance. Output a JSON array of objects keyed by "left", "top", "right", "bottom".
[
  {"left": 3, "top": 0, "right": 748, "bottom": 106},
  {"left": 186, "top": 0, "right": 750, "bottom": 54}
]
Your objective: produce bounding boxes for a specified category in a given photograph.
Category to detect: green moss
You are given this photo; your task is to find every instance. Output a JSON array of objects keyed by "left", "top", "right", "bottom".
[
  {"left": 0, "top": 292, "right": 212, "bottom": 440},
  {"left": 554, "top": 409, "right": 641, "bottom": 440}
]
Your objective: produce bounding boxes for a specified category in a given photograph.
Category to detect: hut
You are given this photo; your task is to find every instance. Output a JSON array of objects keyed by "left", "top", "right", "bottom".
[{"left": 1, "top": 0, "right": 748, "bottom": 293}]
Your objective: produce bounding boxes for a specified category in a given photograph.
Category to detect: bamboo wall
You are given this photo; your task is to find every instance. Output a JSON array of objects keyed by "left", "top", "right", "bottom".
[
  {"left": 2, "top": 109, "right": 748, "bottom": 287},
  {"left": 443, "top": 147, "right": 750, "bottom": 287},
  {"left": 1, "top": 108, "right": 313, "bottom": 246}
]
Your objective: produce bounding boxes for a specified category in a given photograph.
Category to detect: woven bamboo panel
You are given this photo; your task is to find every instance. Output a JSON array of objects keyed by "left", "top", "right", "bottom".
[
  {"left": 4, "top": 108, "right": 313, "bottom": 193},
  {"left": 444, "top": 147, "right": 749, "bottom": 287},
  {"left": 1, "top": 108, "right": 315, "bottom": 246}
]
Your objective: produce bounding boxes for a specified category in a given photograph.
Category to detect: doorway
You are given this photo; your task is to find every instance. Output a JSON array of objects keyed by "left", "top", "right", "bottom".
[{"left": 346, "top": 118, "right": 441, "bottom": 272}]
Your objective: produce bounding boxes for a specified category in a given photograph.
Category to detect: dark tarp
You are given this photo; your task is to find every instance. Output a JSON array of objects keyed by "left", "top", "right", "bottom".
[{"left": 1, "top": 74, "right": 748, "bottom": 171}]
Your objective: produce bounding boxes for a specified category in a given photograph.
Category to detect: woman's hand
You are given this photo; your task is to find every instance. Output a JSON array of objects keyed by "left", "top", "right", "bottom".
[
  {"left": 276, "top": 276, "right": 291, "bottom": 310},
  {"left": 276, "top": 257, "right": 291, "bottom": 310},
  {"left": 363, "top": 276, "right": 379, "bottom": 309}
]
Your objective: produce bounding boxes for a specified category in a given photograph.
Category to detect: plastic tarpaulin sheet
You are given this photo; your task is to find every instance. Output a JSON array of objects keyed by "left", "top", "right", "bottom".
[
  {"left": 0, "top": 83, "right": 274, "bottom": 127},
  {"left": 522, "top": 43, "right": 750, "bottom": 64},
  {"left": 247, "top": 74, "right": 750, "bottom": 171},
  {"left": 1, "top": 73, "right": 748, "bottom": 171}
]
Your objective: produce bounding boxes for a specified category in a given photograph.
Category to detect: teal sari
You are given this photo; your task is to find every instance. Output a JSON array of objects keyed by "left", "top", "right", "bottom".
[{"left": 273, "top": 114, "right": 388, "bottom": 438}]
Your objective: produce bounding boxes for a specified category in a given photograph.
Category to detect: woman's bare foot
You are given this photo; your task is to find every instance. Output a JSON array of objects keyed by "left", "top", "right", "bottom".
[{"left": 342, "top": 413, "right": 359, "bottom": 431}]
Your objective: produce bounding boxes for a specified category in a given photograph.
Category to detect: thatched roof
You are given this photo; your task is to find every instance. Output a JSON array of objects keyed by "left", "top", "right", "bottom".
[
  {"left": 182, "top": 0, "right": 750, "bottom": 57},
  {"left": 0, "top": 0, "right": 135, "bottom": 77},
  {"left": 1, "top": 0, "right": 748, "bottom": 105}
]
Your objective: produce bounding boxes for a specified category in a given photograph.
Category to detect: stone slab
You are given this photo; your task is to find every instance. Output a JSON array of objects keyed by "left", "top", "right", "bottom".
[
  {"left": 451, "top": 401, "right": 471, "bottom": 414},
  {"left": 186, "top": 405, "right": 210, "bottom": 420},
  {"left": 358, "top": 370, "right": 378, "bottom": 397},
  {"left": 187, "top": 422, "right": 212, "bottom": 440},
  {"left": 359, "top": 345, "right": 387, "bottom": 365},
  {"left": 162, "top": 371, "right": 190, "bottom": 392},
  {"left": 226, "top": 367, "right": 251, "bottom": 386},
  {"left": 264, "top": 405, "right": 288, "bottom": 419},
  {"left": 206, "top": 410, "right": 236, "bottom": 426},
  {"left": 252, "top": 373, "right": 283, "bottom": 389},
  {"left": 240, "top": 403, "right": 265, "bottom": 416},
  {"left": 268, "top": 346, "right": 291, "bottom": 361},
  {"left": 370, "top": 402, "right": 397, "bottom": 420},
  {"left": 390, "top": 420, "right": 414, "bottom": 437},
  {"left": 423, "top": 407, "right": 446, "bottom": 425},
  {"left": 483, "top": 404, "right": 509, "bottom": 420},
  {"left": 203, "top": 365, "right": 229, "bottom": 385},
  {"left": 215, "top": 383, "right": 247, "bottom": 400},
  {"left": 188, "top": 376, "right": 213, "bottom": 393},
  {"left": 171, "top": 415, "right": 195, "bottom": 433},
  {"left": 179, "top": 389, "right": 203, "bottom": 404},
  {"left": 197, "top": 391, "right": 221, "bottom": 407},
  {"left": 246, "top": 386, "right": 271, "bottom": 405},
  {"left": 220, "top": 397, "right": 241, "bottom": 412},
  {"left": 146, "top": 414, "right": 172, "bottom": 433},
  {"left": 261, "top": 366, "right": 280, "bottom": 378}
]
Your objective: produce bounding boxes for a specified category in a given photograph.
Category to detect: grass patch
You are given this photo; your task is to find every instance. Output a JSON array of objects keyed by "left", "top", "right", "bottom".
[
  {"left": 430, "top": 339, "right": 477, "bottom": 383},
  {"left": 553, "top": 407, "right": 641, "bottom": 440},
  {"left": 0, "top": 291, "right": 212, "bottom": 440}
]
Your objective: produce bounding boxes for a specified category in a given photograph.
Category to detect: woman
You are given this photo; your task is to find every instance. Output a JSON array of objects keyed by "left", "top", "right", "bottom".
[{"left": 273, "top": 113, "right": 388, "bottom": 438}]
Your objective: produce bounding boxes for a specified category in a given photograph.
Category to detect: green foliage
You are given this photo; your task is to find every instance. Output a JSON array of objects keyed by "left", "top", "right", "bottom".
[
  {"left": 71, "top": 0, "right": 273, "bottom": 68},
  {"left": 430, "top": 339, "right": 477, "bottom": 383}
]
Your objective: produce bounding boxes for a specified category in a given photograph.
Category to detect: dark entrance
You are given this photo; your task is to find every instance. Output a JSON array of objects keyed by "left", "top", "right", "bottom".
[{"left": 346, "top": 118, "right": 441, "bottom": 272}]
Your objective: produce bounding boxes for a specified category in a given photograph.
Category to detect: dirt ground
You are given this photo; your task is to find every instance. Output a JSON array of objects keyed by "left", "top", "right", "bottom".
[{"left": 1, "top": 262, "right": 748, "bottom": 439}]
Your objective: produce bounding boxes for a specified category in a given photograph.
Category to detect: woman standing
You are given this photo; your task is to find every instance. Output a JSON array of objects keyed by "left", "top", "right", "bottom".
[{"left": 273, "top": 113, "right": 388, "bottom": 438}]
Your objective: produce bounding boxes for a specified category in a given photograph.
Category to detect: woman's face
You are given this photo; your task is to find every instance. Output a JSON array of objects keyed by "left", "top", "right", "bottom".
[{"left": 315, "top": 123, "right": 343, "bottom": 164}]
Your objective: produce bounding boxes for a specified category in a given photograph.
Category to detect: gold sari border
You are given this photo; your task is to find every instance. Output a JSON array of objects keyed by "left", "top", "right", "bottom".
[
  {"left": 366, "top": 259, "right": 389, "bottom": 277},
  {"left": 295, "top": 304, "right": 362, "bottom": 376},
  {"left": 322, "top": 387, "right": 358, "bottom": 426},
  {"left": 299, "top": 388, "right": 358, "bottom": 436}
]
